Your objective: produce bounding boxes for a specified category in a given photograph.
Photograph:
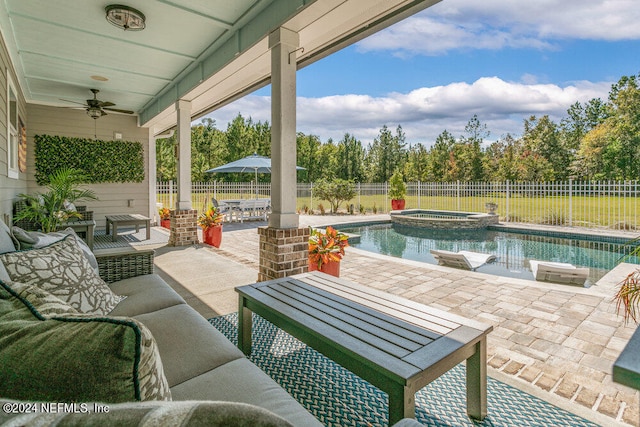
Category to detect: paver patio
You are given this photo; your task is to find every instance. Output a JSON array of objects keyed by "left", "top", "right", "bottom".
[{"left": 148, "top": 215, "right": 639, "bottom": 426}]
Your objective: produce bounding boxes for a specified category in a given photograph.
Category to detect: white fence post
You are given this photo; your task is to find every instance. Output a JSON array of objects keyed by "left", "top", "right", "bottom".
[
  {"left": 506, "top": 180, "right": 510, "bottom": 223},
  {"left": 569, "top": 179, "right": 573, "bottom": 227}
]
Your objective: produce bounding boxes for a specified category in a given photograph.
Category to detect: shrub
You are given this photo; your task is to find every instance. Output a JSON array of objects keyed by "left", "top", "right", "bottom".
[{"left": 313, "top": 178, "right": 357, "bottom": 213}]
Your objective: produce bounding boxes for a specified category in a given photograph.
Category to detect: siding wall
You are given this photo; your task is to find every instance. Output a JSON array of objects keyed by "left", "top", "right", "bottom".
[
  {"left": 0, "top": 31, "right": 27, "bottom": 222},
  {"left": 26, "top": 104, "right": 151, "bottom": 229}
]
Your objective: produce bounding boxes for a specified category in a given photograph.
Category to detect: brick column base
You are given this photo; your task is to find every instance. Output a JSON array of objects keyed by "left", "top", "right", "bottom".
[
  {"left": 258, "top": 226, "right": 310, "bottom": 282},
  {"left": 168, "top": 209, "right": 198, "bottom": 247}
]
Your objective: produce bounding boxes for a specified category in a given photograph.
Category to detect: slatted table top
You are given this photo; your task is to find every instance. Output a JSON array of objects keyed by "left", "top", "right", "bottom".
[
  {"left": 105, "top": 214, "right": 150, "bottom": 222},
  {"left": 237, "top": 272, "right": 492, "bottom": 384}
]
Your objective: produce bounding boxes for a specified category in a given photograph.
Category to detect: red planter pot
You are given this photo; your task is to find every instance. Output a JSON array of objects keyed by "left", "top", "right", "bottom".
[
  {"left": 391, "top": 199, "right": 406, "bottom": 210},
  {"left": 308, "top": 258, "right": 341, "bottom": 277},
  {"left": 203, "top": 225, "right": 223, "bottom": 248},
  {"left": 160, "top": 219, "right": 171, "bottom": 229}
]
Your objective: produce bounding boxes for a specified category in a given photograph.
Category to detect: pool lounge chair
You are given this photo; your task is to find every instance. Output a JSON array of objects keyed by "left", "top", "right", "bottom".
[
  {"left": 529, "top": 260, "right": 589, "bottom": 286},
  {"left": 430, "top": 249, "right": 496, "bottom": 271}
]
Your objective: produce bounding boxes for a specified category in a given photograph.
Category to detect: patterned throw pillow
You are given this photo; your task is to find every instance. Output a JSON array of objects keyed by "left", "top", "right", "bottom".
[
  {"left": 0, "top": 236, "right": 124, "bottom": 315},
  {"left": 11, "top": 227, "right": 99, "bottom": 274},
  {"left": 0, "top": 280, "right": 78, "bottom": 318},
  {"left": 0, "top": 283, "right": 171, "bottom": 402}
]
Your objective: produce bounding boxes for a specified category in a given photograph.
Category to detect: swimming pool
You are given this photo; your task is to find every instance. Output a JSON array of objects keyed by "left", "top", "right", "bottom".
[{"left": 337, "top": 222, "right": 640, "bottom": 287}]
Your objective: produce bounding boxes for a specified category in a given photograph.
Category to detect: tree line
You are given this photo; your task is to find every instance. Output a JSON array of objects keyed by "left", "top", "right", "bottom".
[{"left": 156, "top": 73, "right": 640, "bottom": 183}]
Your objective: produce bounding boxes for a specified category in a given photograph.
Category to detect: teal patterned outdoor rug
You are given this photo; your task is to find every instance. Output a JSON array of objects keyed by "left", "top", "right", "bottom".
[{"left": 210, "top": 313, "right": 598, "bottom": 427}]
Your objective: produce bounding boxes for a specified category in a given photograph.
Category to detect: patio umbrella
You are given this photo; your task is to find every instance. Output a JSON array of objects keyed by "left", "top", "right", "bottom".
[{"left": 205, "top": 153, "right": 304, "bottom": 198}]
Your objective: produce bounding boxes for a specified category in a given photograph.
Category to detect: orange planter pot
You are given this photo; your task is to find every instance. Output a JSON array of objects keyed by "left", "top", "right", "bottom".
[
  {"left": 308, "top": 258, "right": 341, "bottom": 277},
  {"left": 391, "top": 199, "right": 406, "bottom": 210},
  {"left": 203, "top": 225, "right": 222, "bottom": 248},
  {"left": 160, "top": 219, "right": 171, "bottom": 229}
]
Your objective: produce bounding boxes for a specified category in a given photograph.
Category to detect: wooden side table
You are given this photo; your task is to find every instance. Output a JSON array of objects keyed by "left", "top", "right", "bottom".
[{"left": 105, "top": 214, "right": 151, "bottom": 242}]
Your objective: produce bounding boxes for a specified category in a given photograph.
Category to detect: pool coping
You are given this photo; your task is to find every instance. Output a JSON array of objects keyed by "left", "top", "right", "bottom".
[{"left": 331, "top": 219, "right": 639, "bottom": 297}]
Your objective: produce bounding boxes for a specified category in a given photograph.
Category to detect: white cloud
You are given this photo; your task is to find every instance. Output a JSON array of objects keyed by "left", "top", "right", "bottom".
[
  {"left": 203, "top": 77, "right": 611, "bottom": 147},
  {"left": 357, "top": 0, "right": 640, "bottom": 55}
]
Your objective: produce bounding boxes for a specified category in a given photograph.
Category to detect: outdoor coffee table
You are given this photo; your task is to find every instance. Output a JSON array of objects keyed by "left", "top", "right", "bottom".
[
  {"left": 105, "top": 214, "right": 151, "bottom": 242},
  {"left": 236, "top": 272, "right": 493, "bottom": 425}
]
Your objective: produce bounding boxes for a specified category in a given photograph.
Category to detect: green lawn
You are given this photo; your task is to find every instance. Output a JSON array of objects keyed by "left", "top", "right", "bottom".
[{"left": 157, "top": 191, "right": 640, "bottom": 229}]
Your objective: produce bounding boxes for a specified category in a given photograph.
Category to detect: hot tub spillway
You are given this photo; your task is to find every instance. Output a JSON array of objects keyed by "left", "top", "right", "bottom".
[{"left": 390, "top": 209, "right": 499, "bottom": 230}]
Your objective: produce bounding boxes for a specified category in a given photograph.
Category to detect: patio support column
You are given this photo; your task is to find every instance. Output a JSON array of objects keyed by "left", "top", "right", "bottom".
[
  {"left": 175, "top": 99, "right": 192, "bottom": 211},
  {"left": 269, "top": 26, "right": 298, "bottom": 229},
  {"left": 169, "top": 99, "right": 198, "bottom": 247},
  {"left": 258, "top": 27, "right": 308, "bottom": 281}
]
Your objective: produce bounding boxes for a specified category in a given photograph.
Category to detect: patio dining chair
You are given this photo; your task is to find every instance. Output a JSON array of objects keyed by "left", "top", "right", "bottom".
[{"left": 211, "top": 198, "right": 232, "bottom": 222}]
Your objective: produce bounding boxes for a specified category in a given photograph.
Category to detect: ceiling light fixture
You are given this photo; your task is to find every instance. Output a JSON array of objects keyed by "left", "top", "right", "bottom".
[
  {"left": 87, "top": 107, "right": 103, "bottom": 120},
  {"left": 105, "top": 4, "right": 146, "bottom": 31}
]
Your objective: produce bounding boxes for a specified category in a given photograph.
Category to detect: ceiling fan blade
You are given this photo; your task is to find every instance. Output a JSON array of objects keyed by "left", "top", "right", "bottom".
[
  {"left": 103, "top": 107, "right": 134, "bottom": 114},
  {"left": 98, "top": 101, "right": 116, "bottom": 108},
  {"left": 60, "top": 98, "right": 87, "bottom": 106}
]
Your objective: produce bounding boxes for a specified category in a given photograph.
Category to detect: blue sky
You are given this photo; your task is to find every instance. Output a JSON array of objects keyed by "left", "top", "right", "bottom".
[{"left": 204, "top": 0, "right": 640, "bottom": 146}]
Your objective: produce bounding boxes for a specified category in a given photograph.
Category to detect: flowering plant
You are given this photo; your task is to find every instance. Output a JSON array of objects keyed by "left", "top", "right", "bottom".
[
  {"left": 197, "top": 206, "right": 223, "bottom": 229},
  {"left": 158, "top": 207, "right": 171, "bottom": 220},
  {"left": 308, "top": 226, "right": 349, "bottom": 269}
]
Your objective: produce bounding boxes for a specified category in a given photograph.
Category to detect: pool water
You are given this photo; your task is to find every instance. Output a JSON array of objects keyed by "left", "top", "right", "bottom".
[{"left": 338, "top": 223, "right": 640, "bottom": 287}]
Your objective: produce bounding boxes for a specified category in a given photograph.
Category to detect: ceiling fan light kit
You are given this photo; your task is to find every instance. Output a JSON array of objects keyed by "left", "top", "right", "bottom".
[
  {"left": 87, "top": 107, "right": 104, "bottom": 120},
  {"left": 60, "top": 89, "right": 134, "bottom": 120},
  {"left": 105, "top": 4, "right": 146, "bottom": 31}
]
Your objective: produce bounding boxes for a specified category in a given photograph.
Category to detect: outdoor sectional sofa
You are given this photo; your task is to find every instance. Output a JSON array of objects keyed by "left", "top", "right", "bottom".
[{"left": 0, "top": 221, "right": 421, "bottom": 426}]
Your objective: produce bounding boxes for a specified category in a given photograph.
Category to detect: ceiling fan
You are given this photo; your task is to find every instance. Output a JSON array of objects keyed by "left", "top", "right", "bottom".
[{"left": 60, "top": 89, "right": 134, "bottom": 120}]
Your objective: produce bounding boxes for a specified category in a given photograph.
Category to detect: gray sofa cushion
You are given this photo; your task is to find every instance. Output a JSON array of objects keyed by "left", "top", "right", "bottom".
[
  {"left": 170, "top": 358, "right": 323, "bottom": 427},
  {"left": 0, "top": 219, "right": 17, "bottom": 254},
  {"left": 108, "top": 274, "right": 185, "bottom": 317},
  {"left": 133, "top": 304, "right": 245, "bottom": 387},
  {"left": 0, "top": 399, "right": 292, "bottom": 426}
]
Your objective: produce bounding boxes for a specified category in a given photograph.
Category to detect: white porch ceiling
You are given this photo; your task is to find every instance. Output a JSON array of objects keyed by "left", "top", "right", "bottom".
[{"left": 0, "top": 0, "right": 441, "bottom": 134}]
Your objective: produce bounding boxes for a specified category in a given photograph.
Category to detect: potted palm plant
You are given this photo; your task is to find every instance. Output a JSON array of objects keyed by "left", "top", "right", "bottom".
[
  {"left": 14, "top": 167, "right": 97, "bottom": 233},
  {"left": 158, "top": 207, "right": 171, "bottom": 229},
  {"left": 389, "top": 170, "right": 407, "bottom": 210},
  {"left": 198, "top": 206, "right": 223, "bottom": 248},
  {"left": 308, "top": 226, "right": 349, "bottom": 277},
  {"left": 615, "top": 260, "right": 640, "bottom": 324}
]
